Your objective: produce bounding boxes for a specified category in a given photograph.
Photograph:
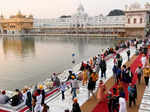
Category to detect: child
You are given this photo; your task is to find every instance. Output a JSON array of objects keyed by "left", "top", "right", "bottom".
[{"left": 60, "top": 82, "right": 66, "bottom": 100}]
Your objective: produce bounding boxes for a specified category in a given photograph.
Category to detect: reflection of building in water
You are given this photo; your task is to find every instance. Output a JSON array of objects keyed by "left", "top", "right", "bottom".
[
  {"left": 0, "top": 11, "right": 33, "bottom": 34},
  {"left": 76, "top": 38, "right": 88, "bottom": 57},
  {"left": 3, "top": 37, "right": 35, "bottom": 57}
]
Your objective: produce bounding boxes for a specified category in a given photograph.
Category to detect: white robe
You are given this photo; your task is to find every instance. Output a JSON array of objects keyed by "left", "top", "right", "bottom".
[
  {"left": 34, "top": 94, "right": 42, "bottom": 112},
  {"left": 119, "top": 97, "right": 127, "bottom": 112},
  {"left": 141, "top": 56, "right": 146, "bottom": 68}
]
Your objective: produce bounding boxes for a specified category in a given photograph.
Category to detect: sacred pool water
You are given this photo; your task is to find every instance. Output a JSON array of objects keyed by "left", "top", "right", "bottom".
[{"left": 0, "top": 36, "right": 119, "bottom": 90}]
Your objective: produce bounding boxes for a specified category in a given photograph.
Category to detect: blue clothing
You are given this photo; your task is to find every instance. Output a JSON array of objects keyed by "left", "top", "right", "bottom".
[
  {"left": 112, "top": 65, "right": 118, "bottom": 74},
  {"left": 128, "top": 86, "right": 135, "bottom": 97},
  {"left": 117, "top": 68, "right": 121, "bottom": 76},
  {"left": 122, "top": 69, "right": 127, "bottom": 82},
  {"left": 60, "top": 84, "right": 66, "bottom": 92},
  {"left": 72, "top": 88, "right": 77, "bottom": 99}
]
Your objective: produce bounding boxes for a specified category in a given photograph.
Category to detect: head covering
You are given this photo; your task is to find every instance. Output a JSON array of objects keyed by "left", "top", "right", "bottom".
[
  {"left": 108, "top": 91, "right": 112, "bottom": 95},
  {"left": 73, "top": 98, "right": 78, "bottom": 103},
  {"left": 71, "top": 75, "right": 75, "bottom": 79},
  {"left": 38, "top": 85, "right": 43, "bottom": 90},
  {"left": 129, "top": 83, "right": 132, "bottom": 86},
  {"left": 68, "top": 69, "right": 72, "bottom": 72},
  {"left": 99, "top": 80, "right": 103, "bottom": 84},
  {"left": 2, "top": 90, "right": 6, "bottom": 95},
  {"left": 146, "top": 66, "right": 149, "bottom": 68}
]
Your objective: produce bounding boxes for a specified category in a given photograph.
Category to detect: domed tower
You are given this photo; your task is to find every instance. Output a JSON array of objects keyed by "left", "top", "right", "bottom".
[
  {"left": 0, "top": 14, "right": 4, "bottom": 19},
  {"left": 16, "top": 10, "right": 25, "bottom": 18},
  {"left": 77, "top": 3, "right": 84, "bottom": 14}
]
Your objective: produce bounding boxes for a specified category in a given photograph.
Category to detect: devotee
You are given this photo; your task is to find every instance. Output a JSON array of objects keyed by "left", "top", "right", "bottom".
[
  {"left": 0, "top": 90, "right": 9, "bottom": 104},
  {"left": 119, "top": 93, "right": 127, "bottom": 112},
  {"left": 116, "top": 54, "right": 123, "bottom": 68},
  {"left": 66, "top": 70, "right": 76, "bottom": 81},
  {"left": 72, "top": 98, "right": 81, "bottom": 112},
  {"left": 34, "top": 89, "right": 42, "bottom": 112},
  {"left": 127, "top": 49, "right": 130, "bottom": 61},
  {"left": 135, "top": 65, "right": 143, "bottom": 84},
  {"left": 141, "top": 54, "right": 147, "bottom": 68},
  {"left": 143, "top": 66, "right": 150, "bottom": 87},
  {"left": 24, "top": 87, "right": 32, "bottom": 111},
  {"left": 107, "top": 91, "right": 113, "bottom": 112},
  {"left": 112, "top": 64, "right": 118, "bottom": 83},
  {"left": 38, "top": 85, "right": 45, "bottom": 105},
  {"left": 128, "top": 83, "right": 136, "bottom": 107},
  {"left": 87, "top": 70, "right": 98, "bottom": 98},
  {"left": 60, "top": 82, "right": 66, "bottom": 100},
  {"left": 100, "top": 57, "right": 107, "bottom": 79},
  {"left": 71, "top": 76, "right": 79, "bottom": 100},
  {"left": 97, "top": 80, "right": 106, "bottom": 102},
  {"left": 82, "top": 68, "right": 88, "bottom": 86},
  {"left": 126, "top": 67, "right": 133, "bottom": 83},
  {"left": 112, "top": 88, "right": 119, "bottom": 112},
  {"left": 121, "top": 65, "right": 127, "bottom": 83}
]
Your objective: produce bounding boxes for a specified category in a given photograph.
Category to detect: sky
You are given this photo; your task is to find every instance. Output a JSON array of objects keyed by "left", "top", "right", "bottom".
[{"left": 0, "top": 0, "right": 149, "bottom": 18}]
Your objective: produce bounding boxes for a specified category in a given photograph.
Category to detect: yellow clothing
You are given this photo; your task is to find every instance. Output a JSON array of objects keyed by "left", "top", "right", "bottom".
[
  {"left": 143, "top": 68, "right": 150, "bottom": 77},
  {"left": 90, "top": 58, "right": 93, "bottom": 66},
  {"left": 91, "top": 73, "right": 98, "bottom": 82},
  {"left": 82, "top": 70, "right": 88, "bottom": 85}
]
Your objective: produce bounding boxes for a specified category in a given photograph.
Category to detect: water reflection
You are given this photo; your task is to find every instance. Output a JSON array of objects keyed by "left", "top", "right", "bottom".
[
  {"left": 3, "top": 37, "right": 35, "bottom": 58},
  {"left": 0, "top": 36, "right": 122, "bottom": 90}
]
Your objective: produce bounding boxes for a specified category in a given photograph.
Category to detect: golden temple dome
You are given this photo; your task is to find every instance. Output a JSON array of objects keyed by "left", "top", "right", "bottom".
[
  {"left": 28, "top": 14, "right": 33, "bottom": 18},
  {"left": 16, "top": 11, "right": 25, "bottom": 18}
]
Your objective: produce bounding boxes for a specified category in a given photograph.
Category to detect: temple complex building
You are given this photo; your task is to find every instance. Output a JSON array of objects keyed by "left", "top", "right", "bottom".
[
  {"left": 0, "top": 2, "right": 150, "bottom": 37},
  {"left": 0, "top": 11, "right": 33, "bottom": 34}
]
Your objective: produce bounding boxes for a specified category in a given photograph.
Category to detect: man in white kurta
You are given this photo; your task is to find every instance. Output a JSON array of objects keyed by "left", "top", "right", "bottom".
[{"left": 119, "top": 97, "right": 127, "bottom": 112}]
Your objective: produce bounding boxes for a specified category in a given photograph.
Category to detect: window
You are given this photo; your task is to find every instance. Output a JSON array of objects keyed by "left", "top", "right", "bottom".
[
  {"left": 128, "top": 18, "right": 130, "bottom": 24},
  {"left": 134, "top": 18, "right": 137, "bottom": 24},
  {"left": 140, "top": 18, "right": 143, "bottom": 24}
]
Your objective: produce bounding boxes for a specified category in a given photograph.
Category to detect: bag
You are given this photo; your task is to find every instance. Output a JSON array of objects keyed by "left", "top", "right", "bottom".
[{"left": 10, "top": 95, "right": 20, "bottom": 106}]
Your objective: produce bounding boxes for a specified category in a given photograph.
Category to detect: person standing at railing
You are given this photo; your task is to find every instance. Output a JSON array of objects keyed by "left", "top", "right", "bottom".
[
  {"left": 22, "top": 87, "right": 32, "bottom": 111},
  {"left": 34, "top": 89, "right": 42, "bottom": 112},
  {"left": 0, "top": 90, "right": 9, "bottom": 104},
  {"left": 38, "top": 85, "right": 45, "bottom": 105}
]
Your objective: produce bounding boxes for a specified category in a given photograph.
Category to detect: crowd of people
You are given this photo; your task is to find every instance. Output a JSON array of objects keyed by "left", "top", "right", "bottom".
[{"left": 0, "top": 38, "right": 150, "bottom": 112}]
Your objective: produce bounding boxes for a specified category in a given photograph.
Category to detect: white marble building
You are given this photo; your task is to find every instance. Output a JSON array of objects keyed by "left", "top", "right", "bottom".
[
  {"left": 33, "top": 2, "right": 150, "bottom": 37},
  {"left": 33, "top": 3, "right": 125, "bottom": 28}
]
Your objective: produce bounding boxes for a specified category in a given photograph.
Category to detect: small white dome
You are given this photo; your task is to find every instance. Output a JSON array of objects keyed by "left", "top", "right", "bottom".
[
  {"left": 129, "top": 2, "right": 141, "bottom": 10},
  {"left": 77, "top": 4, "right": 84, "bottom": 12}
]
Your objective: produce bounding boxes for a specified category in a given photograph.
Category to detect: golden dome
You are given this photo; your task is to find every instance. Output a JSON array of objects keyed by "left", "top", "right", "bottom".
[
  {"left": 28, "top": 14, "right": 33, "bottom": 18},
  {"left": 16, "top": 11, "right": 25, "bottom": 18}
]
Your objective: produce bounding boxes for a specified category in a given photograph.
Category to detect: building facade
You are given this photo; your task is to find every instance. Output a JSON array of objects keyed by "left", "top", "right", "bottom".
[
  {"left": 0, "top": 11, "right": 33, "bottom": 34},
  {"left": 1, "top": 2, "right": 150, "bottom": 37}
]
